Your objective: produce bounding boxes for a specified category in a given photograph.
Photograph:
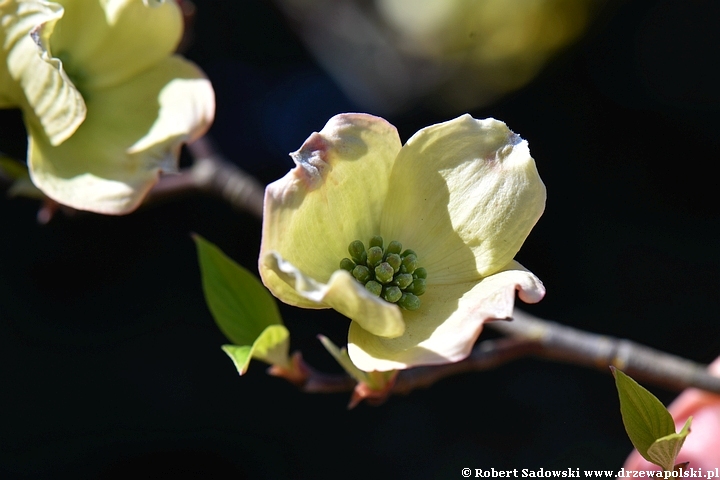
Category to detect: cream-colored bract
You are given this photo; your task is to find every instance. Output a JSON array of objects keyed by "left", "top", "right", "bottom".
[
  {"left": 0, "top": 0, "right": 85, "bottom": 145},
  {"left": 0, "top": 0, "right": 214, "bottom": 214},
  {"left": 260, "top": 113, "right": 546, "bottom": 372}
]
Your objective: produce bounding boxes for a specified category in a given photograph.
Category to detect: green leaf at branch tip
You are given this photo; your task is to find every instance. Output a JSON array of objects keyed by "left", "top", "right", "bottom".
[
  {"left": 318, "top": 335, "right": 395, "bottom": 390},
  {"left": 611, "top": 367, "right": 677, "bottom": 468},
  {"left": 193, "top": 234, "right": 283, "bottom": 346},
  {"left": 647, "top": 417, "right": 692, "bottom": 472},
  {"left": 221, "top": 345, "right": 253, "bottom": 375},
  {"left": 250, "top": 324, "right": 291, "bottom": 369},
  {"left": 221, "top": 324, "right": 291, "bottom": 375},
  {"left": 319, "top": 335, "right": 371, "bottom": 385}
]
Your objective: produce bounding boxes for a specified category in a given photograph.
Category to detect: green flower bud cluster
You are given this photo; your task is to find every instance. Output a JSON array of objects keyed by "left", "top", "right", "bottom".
[{"left": 340, "top": 236, "right": 427, "bottom": 310}]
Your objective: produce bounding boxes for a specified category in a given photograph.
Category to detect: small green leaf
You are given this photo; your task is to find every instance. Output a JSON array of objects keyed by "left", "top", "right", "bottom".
[
  {"left": 221, "top": 324, "right": 291, "bottom": 375},
  {"left": 221, "top": 345, "right": 253, "bottom": 375},
  {"left": 195, "top": 235, "right": 290, "bottom": 374},
  {"left": 318, "top": 335, "right": 370, "bottom": 385},
  {"left": 647, "top": 417, "right": 692, "bottom": 472},
  {"left": 612, "top": 367, "right": 676, "bottom": 466},
  {"left": 251, "top": 324, "right": 291, "bottom": 368},
  {"left": 318, "top": 335, "right": 395, "bottom": 390},
  {"left": 194, "top": 234, "right": 282, "bottom": 345}
]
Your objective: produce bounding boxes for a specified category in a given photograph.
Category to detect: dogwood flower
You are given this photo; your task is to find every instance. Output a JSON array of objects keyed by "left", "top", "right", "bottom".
[
  {"left": 0, "top": 0, "right": 214, "bottom": 214},
  {"left": 259, "top": 113, "right": 546, "bottom": 372}
]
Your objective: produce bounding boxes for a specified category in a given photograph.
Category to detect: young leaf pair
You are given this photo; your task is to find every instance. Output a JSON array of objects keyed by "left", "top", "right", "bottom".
[{"left": 613, "top": 367, "right": 692, "bottom": 472}]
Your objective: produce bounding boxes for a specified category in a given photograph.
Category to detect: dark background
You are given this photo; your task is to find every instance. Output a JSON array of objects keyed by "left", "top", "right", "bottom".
[{"left": 2, "top": 0, "right": 719, "bottom": 477}]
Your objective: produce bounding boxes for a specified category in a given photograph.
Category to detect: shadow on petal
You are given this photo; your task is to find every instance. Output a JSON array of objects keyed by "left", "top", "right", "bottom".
[
  {"left": 381, "top": 115, "right": 544, "bottom": 284},
  {"left": 261, "top": 113, "right": 401, "bottom": 286}
]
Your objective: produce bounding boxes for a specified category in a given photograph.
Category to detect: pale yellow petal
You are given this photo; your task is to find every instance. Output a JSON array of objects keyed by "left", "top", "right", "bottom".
[
  {"left": 262, "top": 252, "right": 405, "bottom": 338},
  {"left": 49, "top": 0, "right": 182, "bottom": 90},
  {"left": 260, "top": 113, "right": 402, "bottom": 298},
  {"left": 27, "top": 55, "right": 214, "bottom": 214},
  {"left": 380, "top": 114, "right": 545, "bottom": 284},
  {"left": 347, "top": 260, "right": 545, "bottom": 371},
  {"left": 1, "top": 0, "right": 86, "bottom": 144},
  {"left": 126, "top": 59, "right": 215, "bottom": 155}
]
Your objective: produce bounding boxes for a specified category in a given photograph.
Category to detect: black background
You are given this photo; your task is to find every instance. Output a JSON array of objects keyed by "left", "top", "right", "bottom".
[{"left": 2, "top": 0, "right": 719, "bottom": 477}]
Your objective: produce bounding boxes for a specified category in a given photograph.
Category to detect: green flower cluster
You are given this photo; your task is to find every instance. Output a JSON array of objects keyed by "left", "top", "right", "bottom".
[{"left": 340, "top": 236, "right": 426, "bottom": 310}]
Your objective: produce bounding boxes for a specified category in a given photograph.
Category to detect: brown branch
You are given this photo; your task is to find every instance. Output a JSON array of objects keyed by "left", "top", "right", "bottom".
[
  {"left": 391, "top": 337, "right": 540, "bottom": 395},
  {"left": 148, "top": 136, "right": 265, "bottom": 217},
  {"left": 302, "top": 366, "right": 359, "bottom": 394},
  {"left": 287, "top": 337, "right": 537, "bottom": 397},
  {"left": 487, "top": 310, "right": 720, "bottom": 394},
  {"left": 275, "top": 310, "right": 720, "bottom": 405}
]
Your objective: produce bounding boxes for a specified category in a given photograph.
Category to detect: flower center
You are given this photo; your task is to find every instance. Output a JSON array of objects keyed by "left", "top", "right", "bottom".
[{"left": 340, "top": 236, "right": 427, "bottom": 311}]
